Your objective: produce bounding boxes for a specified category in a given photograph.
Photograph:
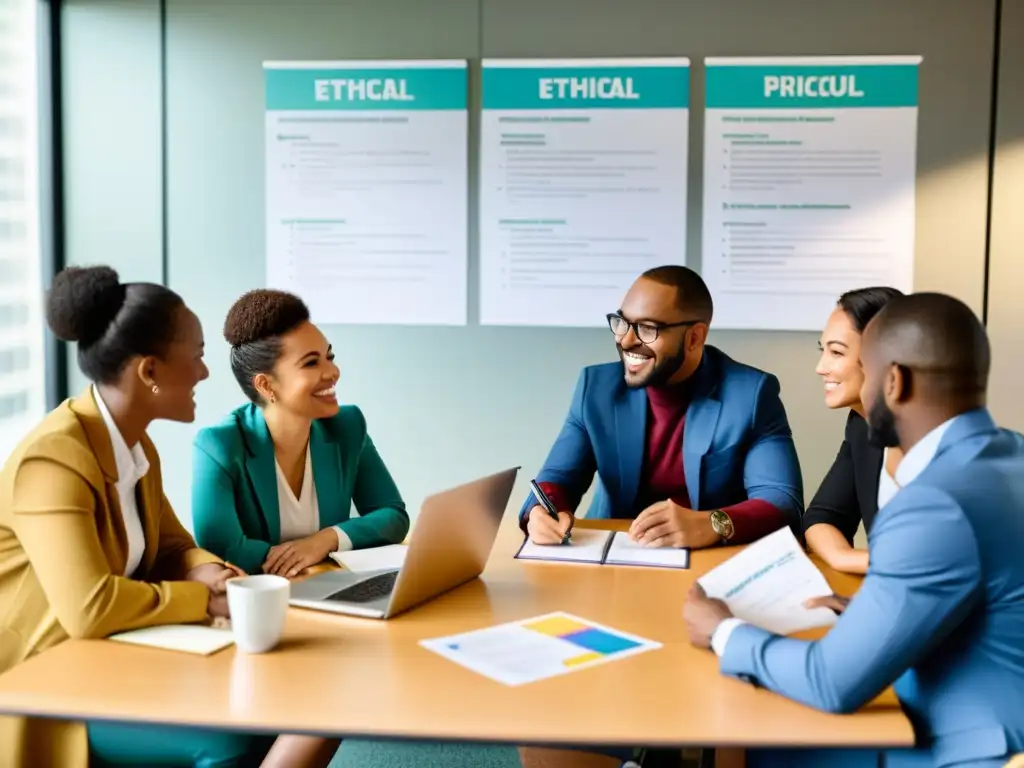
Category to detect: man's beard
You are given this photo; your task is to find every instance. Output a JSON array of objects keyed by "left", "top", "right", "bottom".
[
  {"left": 866, "top": 394, "right": 901, "bottom": 448},
  {"left": 620, "top": 344, "right": 686, "bottom": 389}
]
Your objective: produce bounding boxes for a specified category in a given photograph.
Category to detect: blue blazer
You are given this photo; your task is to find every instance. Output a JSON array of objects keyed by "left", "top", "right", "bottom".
[
  {"left": 520, "top": 345, "right": 803, "bottom": 528},
  {"left": 721, "top": 409, "right": 1024, "bottom": 767},
  {"left": 192, "top": 403, "right": 409, "bottom": 574}
]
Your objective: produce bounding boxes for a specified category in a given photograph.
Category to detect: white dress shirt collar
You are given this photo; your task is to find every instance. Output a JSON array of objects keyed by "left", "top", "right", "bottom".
[
  {"left": 92, "top": 385, "right": 149, "bottom": 576},
  {"left": 876, "top": 450, "right": 900, "bottom": 510},
  {"left": 92, "top": 386, "right": 150, "bottom": 487},
  {"left": 893, "top": 415, "right": 960, "bottom": 489}
]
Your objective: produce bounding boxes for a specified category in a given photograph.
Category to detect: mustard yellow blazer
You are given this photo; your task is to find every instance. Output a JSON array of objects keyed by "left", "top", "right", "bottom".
[{"left": 0, "top": 388, "right": 222, "bottom": 768}]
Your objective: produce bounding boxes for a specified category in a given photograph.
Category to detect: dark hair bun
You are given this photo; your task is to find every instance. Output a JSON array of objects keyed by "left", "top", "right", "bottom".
[
  {"left": 46, "top": 265, "right": 126, "bottom": 345},
  {"left": 223, "top": 289, "right": 310, "bottom": 347}
]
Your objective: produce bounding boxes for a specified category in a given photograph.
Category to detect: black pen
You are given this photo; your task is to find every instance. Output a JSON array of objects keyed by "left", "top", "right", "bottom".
[{"left": 530, "top": 479, "right": 571, "bottom": 545}]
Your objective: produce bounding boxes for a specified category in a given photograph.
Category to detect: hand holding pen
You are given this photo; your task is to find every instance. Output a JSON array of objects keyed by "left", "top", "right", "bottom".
[{"left": 527, "top": 480, "right": 573, "bottom": 545}]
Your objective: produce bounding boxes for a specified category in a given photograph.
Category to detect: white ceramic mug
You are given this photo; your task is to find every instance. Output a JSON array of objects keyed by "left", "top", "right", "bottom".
[{"left": 225, "top": 574, "right": 290, "bottom": 653}]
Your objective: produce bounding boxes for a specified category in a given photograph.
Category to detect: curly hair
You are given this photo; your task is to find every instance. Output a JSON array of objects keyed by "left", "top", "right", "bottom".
[
  {"left": 223, "top": 289, "right": 310, "bottom": 404},
  {"left": 46, "top": 265, "right": 184, "bottom": 384}
]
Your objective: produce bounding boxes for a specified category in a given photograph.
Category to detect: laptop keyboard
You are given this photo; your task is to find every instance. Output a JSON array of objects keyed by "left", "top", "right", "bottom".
[{"left": 324, "top": 570, "right": 399, "bottom": 603}]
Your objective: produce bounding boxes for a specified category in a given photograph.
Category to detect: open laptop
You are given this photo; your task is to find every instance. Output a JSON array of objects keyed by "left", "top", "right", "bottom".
[{"left": 289, "top": 467, "right": 519, "bottom": 619}]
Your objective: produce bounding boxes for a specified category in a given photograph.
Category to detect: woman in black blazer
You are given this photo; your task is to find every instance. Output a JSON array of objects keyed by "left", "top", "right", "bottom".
[{"left": 803, "top": 286, "right": 904, "bottom": 574}]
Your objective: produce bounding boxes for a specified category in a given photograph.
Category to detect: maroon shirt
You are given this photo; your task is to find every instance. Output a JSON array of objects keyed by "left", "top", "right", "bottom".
[{"left": 536, "top": 381, "right": 785, "bottom": 544}]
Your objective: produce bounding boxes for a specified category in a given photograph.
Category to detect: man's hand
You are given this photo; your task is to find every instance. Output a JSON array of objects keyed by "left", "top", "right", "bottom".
[
  {"left": 683, "top": 583, "right": 733, "bottom": 649},
  {"left": 264, "top": 529, "right": 337, "bottom": 577},
  {"left": 526, "top": 505, "right": 573, "bottom": 545},
  {"left": 804, "top": 593, "right": 850, "bottom": 615},
  {"left": 629, "top": 500, "right": 720, "bottom": 548}
]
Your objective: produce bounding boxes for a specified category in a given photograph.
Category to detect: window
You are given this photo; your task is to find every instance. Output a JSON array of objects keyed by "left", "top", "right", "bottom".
[{"left": 0, "top": 0, "right": 45, "bottom": 463}]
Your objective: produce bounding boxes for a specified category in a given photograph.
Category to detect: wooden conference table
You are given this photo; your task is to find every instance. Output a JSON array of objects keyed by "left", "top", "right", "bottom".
[{"left": 0, "top": 518, "right": 913, "bottom": 756}]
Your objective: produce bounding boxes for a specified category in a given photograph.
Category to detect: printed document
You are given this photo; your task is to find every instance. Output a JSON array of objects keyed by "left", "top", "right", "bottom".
[
  {"left": 697, "top": 527, "right": 837, "bottom": 635},
  {"left": 478, "top": 57, "right": 691, "bottom": 327},
  {"left": 420, "top": 611, "right": 661, "bottom": 686},
  {"left": 701, "top": 55, "right": 921, "bottom": 331}
]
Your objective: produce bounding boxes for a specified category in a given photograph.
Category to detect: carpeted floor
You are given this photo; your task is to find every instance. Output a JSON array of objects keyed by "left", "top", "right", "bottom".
[
  {"left": 330, "top": 740, "right": 521, "bottom": 767},
  {"left": 330, "top": 742, "right": 705, "bottom": 767}
]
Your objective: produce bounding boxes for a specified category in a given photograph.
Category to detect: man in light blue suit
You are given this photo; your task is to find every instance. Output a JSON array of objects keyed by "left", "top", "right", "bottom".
[
  {"left": 685, "top": 292, "right": 1024, "bottom": 768},
  {"left": 521, "top": 266, "right": 803, "bottom": 552}
]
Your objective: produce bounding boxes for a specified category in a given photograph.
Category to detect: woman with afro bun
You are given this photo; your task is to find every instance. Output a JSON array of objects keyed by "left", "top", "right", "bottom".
[
  {"left": 0, "top": 267, "right": 339, "bottom": 768},
  {"left": 191, "top": 289, "right": 409, "bottom": 578}
]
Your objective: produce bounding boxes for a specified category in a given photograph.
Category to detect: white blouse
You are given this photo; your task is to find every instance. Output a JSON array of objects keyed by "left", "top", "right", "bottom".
[
  {"left": 276, "top": 442, "right": 320, "bottom": 541},
  {"left": 275, "top": 443, "right": 351, "bottom": 550}
]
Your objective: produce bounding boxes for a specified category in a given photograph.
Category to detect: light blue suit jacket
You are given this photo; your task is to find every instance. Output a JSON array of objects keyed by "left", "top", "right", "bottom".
[
  {"left": 722, "top": 409, "right": 1024, "bottom": 768},
  {"left": 519, "top": 345, "right": 803, "bottom": 526}
]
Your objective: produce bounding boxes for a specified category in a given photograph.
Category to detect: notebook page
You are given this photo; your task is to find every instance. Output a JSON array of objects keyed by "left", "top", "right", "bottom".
[
  {"left": 108, "top": 625, "right": 235, "bottom": 655},
  {"left": 603, "top": 531, "right": 690, "bottom": 569},
  {"left": 515, "top": 529, "right": 612, "bottom": 563},
  {"left": 331, "top": 544, "right": 408, "bottom": 573}
]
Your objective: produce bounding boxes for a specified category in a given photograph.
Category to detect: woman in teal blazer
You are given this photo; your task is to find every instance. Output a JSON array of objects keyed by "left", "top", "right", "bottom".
[{"left": 192, "top": 289, "right": 409, "bottom": 577}]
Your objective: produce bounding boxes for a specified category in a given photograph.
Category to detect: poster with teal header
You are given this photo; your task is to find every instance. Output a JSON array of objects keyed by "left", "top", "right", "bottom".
[
  {"left": 264, "top": 60, "right": 468, "bottom": 325},
  {"left": 478, "top": 58, "right": 691, "bottom": 327},
  {"left": 701, "top": 55, "right": 922, "bottom": 331}
]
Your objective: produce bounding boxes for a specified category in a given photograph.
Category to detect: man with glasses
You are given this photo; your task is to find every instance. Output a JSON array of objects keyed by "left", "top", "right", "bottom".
[{"left": 521, "top": 265, "right": 802, "bottom": 550}]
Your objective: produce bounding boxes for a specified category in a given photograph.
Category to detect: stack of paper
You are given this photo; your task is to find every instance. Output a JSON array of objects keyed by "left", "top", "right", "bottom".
[
  {"left": 330, "top": 544, "right": 408, "bottom": 573},
  {"left": 697, "top": 527, "right": 837, "bottom": 635},
  {"left": 108, "top": 624, "right": 235, "bottom": 655}
]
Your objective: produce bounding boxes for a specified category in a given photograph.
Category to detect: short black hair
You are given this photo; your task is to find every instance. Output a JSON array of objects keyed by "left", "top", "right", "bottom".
[
  {"left": 46, "top": 265, "right": 185, "bottom": 385},
  {"left": 223, "top": 289, "right": 310, "bottom": 404},
  {"left": 837, "top": 286, "right": 904, "bottom": 333},
  {"left": 640, "top": 265, "right": 713, "bottom": 323},
  {"left": 870, "top": 292, "right": 990, "bottom": 399}
]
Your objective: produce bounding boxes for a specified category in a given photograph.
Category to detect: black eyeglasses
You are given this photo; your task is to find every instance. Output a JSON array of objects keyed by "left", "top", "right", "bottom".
[{"left": 606, "top": 313, "right": 702, "bottom": 344}]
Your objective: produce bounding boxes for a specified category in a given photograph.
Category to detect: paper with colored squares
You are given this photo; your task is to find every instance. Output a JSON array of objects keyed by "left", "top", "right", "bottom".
[{"left": 419, "top": 612, "right": 661, "bottom": 686}]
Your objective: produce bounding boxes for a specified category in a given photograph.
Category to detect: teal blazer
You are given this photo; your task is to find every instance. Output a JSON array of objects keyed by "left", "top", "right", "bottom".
[{"left": 191, "top": 403, "right": 409, "bottom": 574}]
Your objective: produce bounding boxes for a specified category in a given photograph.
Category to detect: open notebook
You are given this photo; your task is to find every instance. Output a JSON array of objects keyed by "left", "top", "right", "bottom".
[{"left": 515, "top": 529, "right": 690, "bottom": 569}]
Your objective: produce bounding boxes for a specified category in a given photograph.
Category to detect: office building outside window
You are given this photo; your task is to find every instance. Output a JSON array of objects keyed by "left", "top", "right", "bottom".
[{"left": 0, "top": 0, "right": 45, "bottom": 463}]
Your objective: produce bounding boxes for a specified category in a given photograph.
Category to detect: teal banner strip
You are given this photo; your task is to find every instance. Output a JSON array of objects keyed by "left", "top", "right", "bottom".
[
  {"left": 483, "top": 65, "right": 689, "bottom": 110},
  {"left": 706, "top": 64, "right": 919, "bottom": 109},
  {"left": 265, "top": 66, "right": 466, "bottom": 111}
]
